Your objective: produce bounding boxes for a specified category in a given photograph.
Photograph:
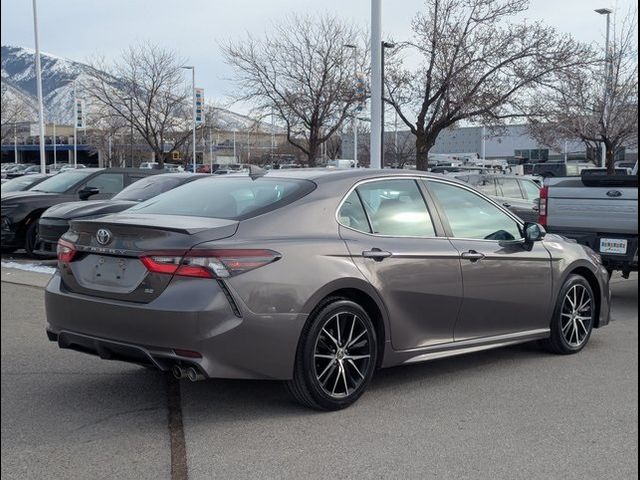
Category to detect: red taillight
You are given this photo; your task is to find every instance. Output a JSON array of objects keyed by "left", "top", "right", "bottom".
[
  {"left": 538, "top": 186, "right": 549, "bottom": 226},
  {"left": 57, "top": 239, "right": 77, "bottom": 263},
  {"left": 140, "top": 249, "right": 281, "bottom": 279}
]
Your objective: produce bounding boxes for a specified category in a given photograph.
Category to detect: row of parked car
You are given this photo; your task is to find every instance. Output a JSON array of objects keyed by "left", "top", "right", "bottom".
[
  {"left": 1, "top": 163, "right": 637, "bottom": 279},
  {"left": 1, "top": 165, "right": 543, "bottom": 259}
]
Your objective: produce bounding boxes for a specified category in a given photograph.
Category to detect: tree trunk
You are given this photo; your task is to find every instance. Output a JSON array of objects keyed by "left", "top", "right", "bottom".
[
  {"left": 415, "top": 134, "right": 436, "bottom": 171},
  {"left": 307, "top": 135, "right": 320, "bottom": 167},
  {"left": 605, "top": 141, "right": 615, "bottom": 175}
]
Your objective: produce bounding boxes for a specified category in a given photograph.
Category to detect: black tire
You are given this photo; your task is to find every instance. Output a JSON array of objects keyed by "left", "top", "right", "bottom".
[
  {"left": 286, "top": 298, "right": 378, "bottom": 411},
  {"left": 542, "top": 275, "right": 595, "bottom": 355},
  {"left": 24, "top": 220, "right": 46, "bottom": 259}
]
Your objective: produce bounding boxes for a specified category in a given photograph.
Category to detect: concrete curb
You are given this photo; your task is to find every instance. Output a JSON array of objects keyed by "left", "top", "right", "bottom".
[{"left": 1, "top": 267, "right": 53, "bottom": 289}]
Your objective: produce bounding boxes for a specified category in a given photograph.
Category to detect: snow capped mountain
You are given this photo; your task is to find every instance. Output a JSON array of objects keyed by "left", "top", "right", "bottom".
[
  {"left": 1, "top": 45, "right": 283, "bottom": 133},
  {"left": 1, "top": 45, "right": 92, "bottom": 123}
]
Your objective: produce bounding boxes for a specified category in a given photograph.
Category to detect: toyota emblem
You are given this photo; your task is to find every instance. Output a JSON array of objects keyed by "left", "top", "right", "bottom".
[{"left": 96, "top": 228, "right": 113, "bottom": 246}]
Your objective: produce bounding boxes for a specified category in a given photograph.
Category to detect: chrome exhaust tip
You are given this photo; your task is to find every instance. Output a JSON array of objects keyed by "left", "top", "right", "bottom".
[
  {"left": 171, "top": 365, "right": 186, "bottom": 380},
  {"left": 186, "top": 367, "right": 205, "bottom": 382}
]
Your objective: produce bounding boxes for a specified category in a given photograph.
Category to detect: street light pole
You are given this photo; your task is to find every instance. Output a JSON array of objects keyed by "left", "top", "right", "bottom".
[
  {"left": 370, "top": 0, "right": 382, "bottom": 169},
  {"left": 73, "top": 81, "right": 78, "bottom": 167},
  {"left": 596, "top": 7, "right": 613, "bottom": 169},
  {"left": 53, "top": 121, "right": 57, "bottom": 167},
  {"left": 381, "top": 41, "right": 395, "bottom": 168},
  {"left": 32, "top": 0, "right": 47, "bottom": 174},
  {"left": 13, "top": 124, "right": 18, "bottom": 164},
  {"left": 345, "top": 44, "right": 359, "bottom": 167},
  {"left": 181, "top": 66, "right": 196, "bottom": 172}
]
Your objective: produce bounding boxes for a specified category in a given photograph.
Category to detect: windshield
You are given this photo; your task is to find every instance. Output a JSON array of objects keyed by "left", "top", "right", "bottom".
[
  {"left": 29, "top": 170, "right": 93, "bottom": 193},
  {"left": 129, "top": 177, "right": 315, "bottom": 220},
  {"left": 1, "top": 175, "right": 45, "bottom": 192},
  {"left": 113, "top": 176, "right": 186, "bottom": 202}
]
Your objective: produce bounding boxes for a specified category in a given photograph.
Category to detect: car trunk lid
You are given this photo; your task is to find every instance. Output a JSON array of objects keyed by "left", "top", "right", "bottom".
[{"left": 59, "top": 214, "right": 239, "bottom": 302}]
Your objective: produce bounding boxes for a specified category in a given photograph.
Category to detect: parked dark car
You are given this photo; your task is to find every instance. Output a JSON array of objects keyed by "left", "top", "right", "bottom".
[
  {"left": 453, "top": 173, "right": 542, "bottom": 223},
  {"left": 46, "top": 170, "right": 610, "bottom": 410},
  {"left": 3, "top": 163, "right": 37, "bottom": 179},
  {"left": 1, "top": 168, "right": 157, "bottom": 256},
  {"left": 1, "top": 174, "right": 50, "bottom": 193},
  {"left": 35, "top": 173, "right": 203, "bottom": 258}
]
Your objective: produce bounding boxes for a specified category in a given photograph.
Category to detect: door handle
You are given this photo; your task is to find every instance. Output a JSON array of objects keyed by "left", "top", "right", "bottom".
[
  {"left": 502, "top": 202, "right": 512, "bottom": 209},
  {"left": 461, "top": 250, "right": 485, "bottom": 262},
  {"left": 362, "top": 249, "right": 392, "bottom": 261}
]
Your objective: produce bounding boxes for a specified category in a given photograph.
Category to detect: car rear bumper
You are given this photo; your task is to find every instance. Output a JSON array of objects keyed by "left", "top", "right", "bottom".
[
  {"left": 549, "top": 229, "right": 639, "bottom": 272},
  {"left": 34, "top": 218, "right": 69, "bottom": 258},
  {"left": 45, "top": 273, "right": 307, "bottom": 380}
]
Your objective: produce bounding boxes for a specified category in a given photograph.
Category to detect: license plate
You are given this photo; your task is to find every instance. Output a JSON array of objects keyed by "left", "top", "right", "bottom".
[
  {"left": 600, "top": 238, "right": 628, "bottom": 255},
  {"left": 93, "top": 256, "right": 130, "bottom": 282}
]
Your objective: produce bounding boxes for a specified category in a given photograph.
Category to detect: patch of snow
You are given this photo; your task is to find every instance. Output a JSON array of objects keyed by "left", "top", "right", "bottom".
[{"left": 1, "top": 261, "right": 56, "bottom": 275}]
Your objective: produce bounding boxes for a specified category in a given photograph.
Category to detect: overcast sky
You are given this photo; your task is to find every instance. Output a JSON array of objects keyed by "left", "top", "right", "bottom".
[{"left": 1, "top": 0, "right": 635, "bottom": 108}]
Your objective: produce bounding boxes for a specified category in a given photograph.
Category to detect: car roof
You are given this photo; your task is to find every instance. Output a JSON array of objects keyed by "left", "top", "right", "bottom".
[{"left": 262, "top": 168, "right": 465, "bottom": 184}]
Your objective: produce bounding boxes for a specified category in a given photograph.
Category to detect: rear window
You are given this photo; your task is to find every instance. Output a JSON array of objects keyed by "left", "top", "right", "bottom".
[
  {"left": 128, "top": 177, "right": 315, "bottom": 220},
  {"left": 114, "top": 176, "right": 186, "bottom": 201}
]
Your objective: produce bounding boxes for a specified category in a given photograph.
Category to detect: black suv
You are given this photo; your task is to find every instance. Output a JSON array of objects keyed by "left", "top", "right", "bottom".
[{"left": 1, "top": 168, "right": 157, "bottom": 256}]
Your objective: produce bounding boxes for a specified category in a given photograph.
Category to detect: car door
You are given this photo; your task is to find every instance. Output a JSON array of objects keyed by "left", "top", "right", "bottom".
[
  {"left": 80, "top": 172, "right": 126, "bottom": 200},
  {"left": 425, "top": 179, "right": 553, "bottom": 341},
  {"left": 517, "top": 179, "right": 542, "bottom": 223},
  {"left": 338, "top": 178, "right": 463, "bottom": 350},
  {"left": 495, "top": 176, "right": 537, "bottom": 222}
]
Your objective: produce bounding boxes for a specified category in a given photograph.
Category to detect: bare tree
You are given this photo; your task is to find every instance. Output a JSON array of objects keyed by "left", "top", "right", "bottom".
[
  {"left": 386, "top": 0, "right": 594, "bottom": 170},
  {"left": 222, "top": 14, "right": 366, "bottom": 166},
  {"left": 86, "top": 43, "right": 193, "bottom": 167},
  {"left": 528, "top": 8, "right": 638, "bottom": 173}
]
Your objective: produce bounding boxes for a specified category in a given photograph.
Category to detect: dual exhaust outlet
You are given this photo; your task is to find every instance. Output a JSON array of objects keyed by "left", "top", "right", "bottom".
[{"left": 172, "top": 364, "right": 205, "bottom": 382}]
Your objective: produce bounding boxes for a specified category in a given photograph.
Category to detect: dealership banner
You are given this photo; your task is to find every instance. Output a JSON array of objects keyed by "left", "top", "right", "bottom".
[
  {"left": 195, "top": 88, "right": 205, "bottom": 125},
  {"left": 74, "top": 98, "right": 86, "bottom": 129}
]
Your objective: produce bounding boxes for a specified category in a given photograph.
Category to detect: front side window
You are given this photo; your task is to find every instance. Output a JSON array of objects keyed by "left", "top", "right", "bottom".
[
  {"left": 355, "top": 179, "right": 435, "bottom": 237},
  {"left": 521, "top": 180, "right": 541, "bottom": 200},
  {"left": 428, "top": 181, "right": 521, "bottom": 241},
  {"left": 497, "top": 178, "right": 524, "bottom": 199},
  {"left": 85, "top": 173, "right": 125, "bottom": 194}
]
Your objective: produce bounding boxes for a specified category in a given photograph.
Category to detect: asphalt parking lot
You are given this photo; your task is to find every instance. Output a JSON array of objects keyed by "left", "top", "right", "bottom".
[{"left": 1, "top": 266, "right": 637, "bottom": 480}]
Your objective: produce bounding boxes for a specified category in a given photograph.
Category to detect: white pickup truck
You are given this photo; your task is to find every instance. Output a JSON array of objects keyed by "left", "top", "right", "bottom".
[{"left": 540, "top": 166, "right": 638, "bottom": 278}]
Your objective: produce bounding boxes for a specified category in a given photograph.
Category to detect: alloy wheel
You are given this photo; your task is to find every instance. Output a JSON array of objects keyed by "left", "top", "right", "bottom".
[
  {"left": 561, "top": 284, "right": 593, "bottom": 348},
  {"left": 313, "top": 312, "right": 372, "bottom": 399}
]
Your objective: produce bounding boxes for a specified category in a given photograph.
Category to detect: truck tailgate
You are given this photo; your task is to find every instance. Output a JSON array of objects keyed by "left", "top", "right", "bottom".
[{"left": 547, "top": 184, "right": 638, "bottom": 234}]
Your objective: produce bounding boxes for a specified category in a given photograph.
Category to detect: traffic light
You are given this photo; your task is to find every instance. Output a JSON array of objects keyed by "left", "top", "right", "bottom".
[{"left": 172, "top": 151, "right": 181, "bottom": 161}]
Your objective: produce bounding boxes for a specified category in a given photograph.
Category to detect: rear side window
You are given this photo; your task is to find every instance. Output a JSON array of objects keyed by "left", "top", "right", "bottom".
[
  {"left": 338, "top": 191, "right": 371, "bottom": 233},
  {"left": 354, "top": 179, "right": 436, "bottom": 237},
  {"left": 129, "top": 177, "right": 315, "bottom": 220},
  {"left": 468, "top": 176, "right": 498, "bottom": 196}
]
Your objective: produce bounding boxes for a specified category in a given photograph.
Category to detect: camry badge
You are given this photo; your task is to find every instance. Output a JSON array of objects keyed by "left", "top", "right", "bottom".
[
  {"left": 607, "top": 190, "right": 622, "bottom": 198},
  {"left": 96, "top": 228, "right": 113, "bottom": 246}
]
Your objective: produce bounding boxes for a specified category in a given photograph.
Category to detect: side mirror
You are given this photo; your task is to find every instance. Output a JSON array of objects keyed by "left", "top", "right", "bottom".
[
  {"left": 78, "top": 186, "right": 100, "bottom": 200},
  {"left": 524, "top": 222, "right": 546, "bottom": 244}
]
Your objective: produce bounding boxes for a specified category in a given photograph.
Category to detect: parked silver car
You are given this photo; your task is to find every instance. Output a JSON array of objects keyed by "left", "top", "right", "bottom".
[
  {"left": 453, "top": 173, "right": 542, "bottom": 223},
  {"left": 45, "top": 169, "right": 610, "bottom": 410}
]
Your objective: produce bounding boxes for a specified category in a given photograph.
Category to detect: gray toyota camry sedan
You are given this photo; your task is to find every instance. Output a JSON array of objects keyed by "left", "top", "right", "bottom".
[{"left": 45, "top": 169, "right": 610, "bottom": 410}]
